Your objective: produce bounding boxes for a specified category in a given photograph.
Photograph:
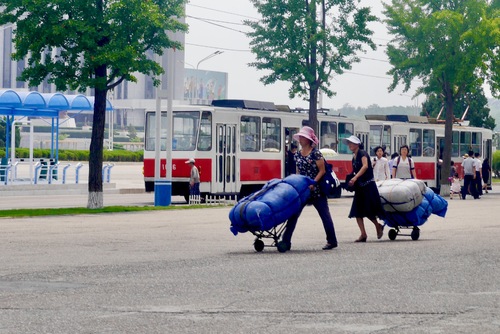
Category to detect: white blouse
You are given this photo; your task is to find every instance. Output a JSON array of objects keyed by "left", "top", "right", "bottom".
[{"left": 373, "top": 157, "right": 390, "bottom": 181}]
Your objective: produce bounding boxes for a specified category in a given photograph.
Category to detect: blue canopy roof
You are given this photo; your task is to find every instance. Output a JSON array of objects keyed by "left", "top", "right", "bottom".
[{"left": 0, "top": 90, "right": 113, "bottom": 117}]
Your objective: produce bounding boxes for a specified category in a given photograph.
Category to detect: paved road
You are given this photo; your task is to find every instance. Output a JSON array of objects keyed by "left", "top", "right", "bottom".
[{"left": 0, "top": 185, "right": 499, "bottom": 333}]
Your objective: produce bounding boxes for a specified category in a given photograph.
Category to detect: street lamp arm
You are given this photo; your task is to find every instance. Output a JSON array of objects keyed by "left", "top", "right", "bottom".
[{"left": 196, "top": 50, "right": 223, "bottom": 69}]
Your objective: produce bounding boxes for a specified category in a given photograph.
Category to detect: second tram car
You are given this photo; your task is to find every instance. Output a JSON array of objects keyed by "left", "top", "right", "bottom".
[{"left": 143, "top": 100, "right": 493, "bottom": 200}]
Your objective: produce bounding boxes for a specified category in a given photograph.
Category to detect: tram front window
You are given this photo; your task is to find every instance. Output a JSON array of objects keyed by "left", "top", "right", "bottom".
[{"left": 172, "top": 111, "right": 200, "bottom": 151}]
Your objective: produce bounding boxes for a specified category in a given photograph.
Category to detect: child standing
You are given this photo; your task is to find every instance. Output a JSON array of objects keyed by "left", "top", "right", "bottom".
[{"left": 450, "top": 173, "right": 461, "bottom": 200}]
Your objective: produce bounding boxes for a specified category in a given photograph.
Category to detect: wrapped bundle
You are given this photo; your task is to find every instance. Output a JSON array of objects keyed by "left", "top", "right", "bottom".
[
  {"left": 229, "top": 174, "right": 314, "bottom": 236},
  {"left": 423, "top": 187, "right": 448, "bottom": 217},
  {"left": 376, "top": 179, "right": 426, "bottom": 213},
  {"left": 382, "top": 186, "right": 447, "bottom": 228},
  {"left": 383, "top": 198, "right": 433, "bottom": 227}
]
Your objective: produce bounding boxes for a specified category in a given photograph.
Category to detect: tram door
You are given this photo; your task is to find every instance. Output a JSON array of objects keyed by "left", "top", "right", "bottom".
[
  {"left": 437, "top": 136, "right": 445, "bottom": 187},
  {"left": 285, "top": 127, "right": 300, "bottom": 176},
  {"left": 215, "top": 123, "right": 237, "bottom": 194}
]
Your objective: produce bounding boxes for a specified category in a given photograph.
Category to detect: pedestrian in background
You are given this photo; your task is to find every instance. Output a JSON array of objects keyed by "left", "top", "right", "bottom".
[
  {"left": 474, "top": 152, "right": 483, "bottom": 196},
  {"left": 461, "top": 152, "right": 478, "bottom": 200},
  {"left": 391, "top": 145, "right": 416, "bottom": 179},
  {"left": 185, "top": 158, "right": 200, "bottom": 197},
  {"left": 482, "top": 157, "right": 491, "bottom": 193},
  {"left": 388, "top": 152, "right": 399, "bottom": 176},
  {"left": 345, "top": 135, "right": 385, "bottom": 242},
  {"left": 286, "top": 143, "right": 298, "bottom": 175},
  {"left": 372, "top": 146, "right": 390, "bottom": 181}
]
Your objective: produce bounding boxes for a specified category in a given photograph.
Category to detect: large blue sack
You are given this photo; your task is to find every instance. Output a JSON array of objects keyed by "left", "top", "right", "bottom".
[
  {"left": 382, "top": 187, "right": 447, "bottom": 228},
  {"left": 229, "top": 174, "right": 314, "bottom": 236}
]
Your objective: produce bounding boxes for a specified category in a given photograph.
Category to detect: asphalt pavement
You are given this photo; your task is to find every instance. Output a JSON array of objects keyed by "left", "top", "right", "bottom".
[{"left": 0, "top": 171, "right": 499, "bottom": 333}]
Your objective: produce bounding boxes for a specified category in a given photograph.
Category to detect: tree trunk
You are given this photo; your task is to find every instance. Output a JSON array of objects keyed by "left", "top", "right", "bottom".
[
  {"left": 439, "top": 85, "right": 454, "bottom": 196},
  {"left": 87, "top": 66, "right": 108, "bottom": 209},
  {"left": 308, "top": 88, "right": 318, "bottom": 133}
]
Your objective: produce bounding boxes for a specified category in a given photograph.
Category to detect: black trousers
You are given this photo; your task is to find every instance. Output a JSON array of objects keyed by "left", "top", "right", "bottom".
[
  {"left": 475, "top": 171, "right": 483, "bottom": 196},
  {"left": 462, "top": 174, "right": 479, "bottom": 199}
]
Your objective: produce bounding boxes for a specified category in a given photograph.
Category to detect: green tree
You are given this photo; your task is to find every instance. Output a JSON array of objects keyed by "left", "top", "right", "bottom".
[
  {"left": 246, "top": 0, "right": 376, "bottom": 132},
  {"left": 0, "top": 0, "right": 187, "bottom": 208},
  {"left": 383, "top": 0, "right": 500, "bottom": 192},
  {"left": 0, "top": 117, "right": 21, "bottom": 150},
  {"left": 127, "top": 124, "right": 138, "bottom": 141}
]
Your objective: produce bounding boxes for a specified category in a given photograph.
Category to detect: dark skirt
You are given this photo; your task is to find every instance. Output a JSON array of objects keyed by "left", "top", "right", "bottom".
[{"left": 348, "top": 181, "right": 385, "bottom": 219}]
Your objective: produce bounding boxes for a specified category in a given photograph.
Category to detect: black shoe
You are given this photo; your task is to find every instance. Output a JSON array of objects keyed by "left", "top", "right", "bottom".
[{"left": 322, "top": 243, "right": 337, "bottom": 250}]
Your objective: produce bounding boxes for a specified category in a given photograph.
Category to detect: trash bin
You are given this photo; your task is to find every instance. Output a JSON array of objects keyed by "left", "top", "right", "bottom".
[{"left": 154, "top": 180, "right": 172, "bottom": 206}]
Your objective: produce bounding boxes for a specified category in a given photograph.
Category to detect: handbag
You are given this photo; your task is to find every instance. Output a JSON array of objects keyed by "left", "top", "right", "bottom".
[
  {"left": 320, "top": 160, "right": 340, "bottom": 196},
  {"left": 344, "top": 172, "right": 356, "bottom": 192}
]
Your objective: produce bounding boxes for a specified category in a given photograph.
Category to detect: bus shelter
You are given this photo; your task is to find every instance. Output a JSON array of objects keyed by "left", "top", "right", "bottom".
[{"left": 0, "top": 90, "right": 113, "bottom": 181}]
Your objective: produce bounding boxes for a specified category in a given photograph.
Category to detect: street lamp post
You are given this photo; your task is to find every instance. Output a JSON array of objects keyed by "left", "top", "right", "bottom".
[{"left": 196, "top": 50, "right": 224, "bottom": 69}]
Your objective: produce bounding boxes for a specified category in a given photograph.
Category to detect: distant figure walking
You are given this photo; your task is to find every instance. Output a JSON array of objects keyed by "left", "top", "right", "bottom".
[
  {"left": 482, "top": 157, "right": 491, "bottom": 193},
  {"left": 392, "top": 145, "right": 416, "bottom": 180},
  {"left": 372, "top": 146, "right": 390, "bottom": 181},
  {"left": 185, "top": 158, "right": 200, "bottom": 196}
]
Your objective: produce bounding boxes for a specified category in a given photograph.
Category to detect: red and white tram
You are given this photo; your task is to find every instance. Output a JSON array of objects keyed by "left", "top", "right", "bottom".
[{"left": 143, "top": 100, "right": 493, "bottom": 200}]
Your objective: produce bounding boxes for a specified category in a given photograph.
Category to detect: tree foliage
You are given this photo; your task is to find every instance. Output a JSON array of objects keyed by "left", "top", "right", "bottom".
[
  {"left": 246, "top": 0, "right": 376, "bottom": 131},
  {"left": 383, "top": 0, "right": 500, "bottom": 190},
  {"left": 0, "top": 0, "right": 187, "bottom": 208},
  {"left": 0, "top": 117, "right": 21, "bottom": 148}
]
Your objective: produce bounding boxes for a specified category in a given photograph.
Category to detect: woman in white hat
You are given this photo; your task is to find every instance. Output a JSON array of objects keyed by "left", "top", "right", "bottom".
[
  {"left": 344, "top": 135, "right": 385, "bottom": 242},
  {"left": 280, "top": 126, "right": 338, "bottom": 251}
]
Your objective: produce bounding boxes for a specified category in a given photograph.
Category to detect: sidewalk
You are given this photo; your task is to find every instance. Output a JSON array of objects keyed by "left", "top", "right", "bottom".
[{"left": 0, "top": 162, "right": 181, "bottom": 209}]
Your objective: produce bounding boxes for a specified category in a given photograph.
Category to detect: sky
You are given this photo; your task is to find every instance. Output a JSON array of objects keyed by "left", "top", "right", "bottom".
[{"left": 184, "top": 0, "right": 423, "bottom": 110}]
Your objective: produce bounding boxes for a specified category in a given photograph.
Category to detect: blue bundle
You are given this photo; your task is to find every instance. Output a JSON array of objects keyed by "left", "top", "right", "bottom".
[
  {"left": 229, "top": 174, "right": 314, "bottom": 236},
  {"left": 382, "top": 187, "right": 448, "bottom": 228}
]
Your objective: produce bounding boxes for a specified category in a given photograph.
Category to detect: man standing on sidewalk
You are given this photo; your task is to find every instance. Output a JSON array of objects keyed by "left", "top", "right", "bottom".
[
  {"left": 461, "top": 151, "right": 479, "bottom": 200},
  {"left": 474, "top": 152, "right": 483, "bottom": 196}
]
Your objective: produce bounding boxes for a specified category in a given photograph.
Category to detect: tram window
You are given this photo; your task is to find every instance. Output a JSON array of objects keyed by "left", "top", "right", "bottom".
[
  {"left": 383, "top": 125, "right": 391, "bottom": 154},
  {"left": 409, "top": 129, "right": 422, "bottom": 157},
  {"left": 197, "top": 111, "right": 212, "bottom": 151},
  {"left": 338, "top": 122, "right": 354, "bottom": 154},
  {"left": 262, "top": 117, "right": 281, "bottom": 152},
  {"left": 241, "top": 116, "right": 260, "bottom": 152},
  {"left": 144, "top": 112, "right": 167, "bottom": 151},
  {"left": 369, "top": 125, "right": 382, "bottom": 155},
  {"left": 422, "top": 129, "right": 435, "bottom": 157},
  {"left": 460, "top": 131, "right": 472, "bottom": 155},
  {"left": 320, "top": 121, "right": 337, "bottom": 151},
  {"left": 471, "top": 132, "right": 481, "bottom": 154}
]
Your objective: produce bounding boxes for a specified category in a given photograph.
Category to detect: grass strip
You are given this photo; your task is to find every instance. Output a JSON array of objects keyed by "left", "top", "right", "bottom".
[{"left": 0, "top": 204, "right": 211, "bottom": 218}]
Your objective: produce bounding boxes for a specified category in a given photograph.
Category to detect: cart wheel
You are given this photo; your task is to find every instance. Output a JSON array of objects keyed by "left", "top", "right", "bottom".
[
  {"left": 254, "top": 239, "right": 265, "bottom": 252},
  {"left": 411, "top": 227, "right": 420, "bottom": 241},
  {"left": 388, "top": 229, "right": 397, "bottom": 241},
  {"left": 276, "top": 241, "right": 289, "bottom": 253}
]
